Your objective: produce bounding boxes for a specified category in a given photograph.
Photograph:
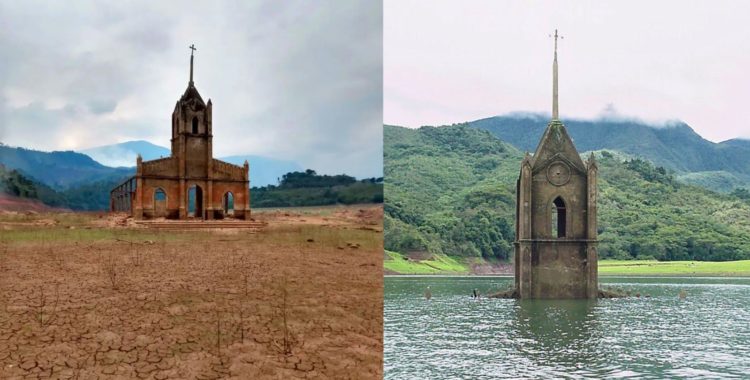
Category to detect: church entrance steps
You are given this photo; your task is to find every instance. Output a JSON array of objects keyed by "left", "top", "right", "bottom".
[{"left": 133, "top": 219, "right": 267, "bottom": 230}]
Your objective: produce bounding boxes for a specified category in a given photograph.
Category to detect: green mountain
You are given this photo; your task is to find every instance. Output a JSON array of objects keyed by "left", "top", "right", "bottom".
[
  {"left": 384, "top": 124, "right": 750, "bottom": 262},
  {"left": 468, "top": 114, "right": 750, "bottom": 192},
  {"left": 0, "top": 144, "right": 133, "bottom": 190},
  {"left": 1, "top": 163, "right": 382, "bottom": 211},
  {"left": 251, "top": 169, "right": 383, "bottom": 208},
  {"left": 0, "top": 163, "right": 128, "bottom": 211},
  {"left": 0, "top": 164, "right": 65, "bottom": 206}
]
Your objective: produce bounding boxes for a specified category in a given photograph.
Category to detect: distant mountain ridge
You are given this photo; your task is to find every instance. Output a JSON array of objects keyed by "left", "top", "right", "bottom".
[
  {"left": 218, "top": 155, "right": 302, "bottom": 188},
  {"left": 0, "top": 142, "right": 357, "bottom": 210},
  {"left": 0, "top": 144, "right": 132, "bottom": 189},
  {"left": 1, "top": 161, "right": 382, "bottom": 211},
  {"left": 383, "top": 124, "right": 750, "bottom": 263},
  {"left": 80, "top": 140, "right": 302, "bottom": 187},
  {"left": 466, "top": 114, "right": 750, "bottom": 192},
  {"left": 80, "top": 140, "right": 170, "bottom": 167}
]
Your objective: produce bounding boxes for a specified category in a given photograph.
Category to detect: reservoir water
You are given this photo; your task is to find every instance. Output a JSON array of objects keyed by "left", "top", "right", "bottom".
[{"left": 384, "top": 276, "right": 750, "bottom": 379}]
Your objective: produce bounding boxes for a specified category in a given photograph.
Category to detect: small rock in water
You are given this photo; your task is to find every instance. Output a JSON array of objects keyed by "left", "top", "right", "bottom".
[{"left": 679, "top": 290, "right": 687, "bottom": 299}]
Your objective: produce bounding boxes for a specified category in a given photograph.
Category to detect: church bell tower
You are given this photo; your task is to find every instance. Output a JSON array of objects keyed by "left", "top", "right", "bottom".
[
  {"left": 514, "top": 30, "right": 599, "bottom": 299},
  {"left": 171, "top": 44, "right": 214, "bottom": 218}
]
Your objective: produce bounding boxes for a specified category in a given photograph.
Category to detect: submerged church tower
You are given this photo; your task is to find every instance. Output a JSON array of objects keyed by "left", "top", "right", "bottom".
[{"left": 514, "top": 30, "right": 598, "bottom": 299}]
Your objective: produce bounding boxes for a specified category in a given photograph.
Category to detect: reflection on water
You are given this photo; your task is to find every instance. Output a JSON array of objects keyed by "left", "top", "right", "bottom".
[
  {"left": 511, "top": 300, "right": 601, "bottom": 374},
  {"left": 384, "top": 276, "right": 750, "bottom": 379}
]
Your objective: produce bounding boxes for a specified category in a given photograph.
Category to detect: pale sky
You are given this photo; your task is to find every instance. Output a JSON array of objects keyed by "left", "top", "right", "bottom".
[
  {"left": 384, "top": 0, "right": 750, "bottom": 142},
  {"left": 0, "top": 1, "right": 382, "bottom": 178}
]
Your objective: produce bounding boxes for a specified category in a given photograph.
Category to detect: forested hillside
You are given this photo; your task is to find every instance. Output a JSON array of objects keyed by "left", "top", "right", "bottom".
[
  {"left": 468, "top": 114, "right": 750, "bottom": 192},
  {"left": 384, "top": 124, "right": 750, "bottom": 262},
  {"left": 251, "top": 169, "right": 383, "bottom": 207},
  {"left": 0, "top": 144, "right": 132, "bottom": 189},
  {"left": 0, "top": 143, "right": 379, "bottom": 210},
  {"left": 0, "top": 164, "right": 128, "bottom": 210},
  {"left": 1, "top": 165, "right": 382, "bottom": 211},
  {"left": 0, "top": 164, "right": 64, "bottom": 205}
]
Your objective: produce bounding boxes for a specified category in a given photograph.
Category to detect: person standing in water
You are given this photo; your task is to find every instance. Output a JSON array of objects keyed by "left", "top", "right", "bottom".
[
  {"left": 424, "top": 286, "right": 432, "bottom": 300},
  {"left": 472, "top": 288, "right": 479, "bottom": 298}
]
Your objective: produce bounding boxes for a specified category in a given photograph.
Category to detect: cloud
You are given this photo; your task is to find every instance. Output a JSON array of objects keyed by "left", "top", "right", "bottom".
[
  {"left": 0, "top": 1, "right": 382, "bottom": 178},
  {"left": 87, "top": 100, "right": 118, "bottom": 115},
  {"left": 384, "top": 0, "right": 750, "bottom": 143},
  {"left": 594, "top": 103, "right": 686, "bottom": 128}
]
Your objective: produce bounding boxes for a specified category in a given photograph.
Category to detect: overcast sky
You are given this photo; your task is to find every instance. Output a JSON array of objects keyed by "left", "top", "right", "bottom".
[
  {"left": 0, "top": 1, "right": 382, "bottom": 178},
  {"left": 385, "top": 0, "right": 750, "bottom": 142}
]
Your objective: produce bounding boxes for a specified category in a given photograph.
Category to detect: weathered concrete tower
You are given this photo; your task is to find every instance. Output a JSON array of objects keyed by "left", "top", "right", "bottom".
[{"left": 514, "top": 30, "right": 598, "bottom": 299}]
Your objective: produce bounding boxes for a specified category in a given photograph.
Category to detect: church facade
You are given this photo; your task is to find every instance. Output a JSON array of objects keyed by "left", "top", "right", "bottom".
[
  {"left": 514, "top": 31, "right": 598, "bottom": 299},
  {"left": 110, "top": 47, "right": 251, "bottom": 220}
]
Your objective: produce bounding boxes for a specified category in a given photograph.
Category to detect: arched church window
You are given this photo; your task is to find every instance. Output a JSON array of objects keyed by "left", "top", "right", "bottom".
[
  {"left": 154, "top": 188, "right": 166, "bottom": 201},
  {"left": 192, "top": 117, "right": 199, "bottom": 134},
  {"left": 223, "top": 192, "right": 234, "bottom": 216},
  {"left": 551, "top": 196, "right": 566, "bottom": 238}
]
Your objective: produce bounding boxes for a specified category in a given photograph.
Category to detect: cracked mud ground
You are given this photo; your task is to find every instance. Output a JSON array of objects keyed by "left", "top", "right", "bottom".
[{"left": 0, "top": 205, "right": 383, "bottom": 379}]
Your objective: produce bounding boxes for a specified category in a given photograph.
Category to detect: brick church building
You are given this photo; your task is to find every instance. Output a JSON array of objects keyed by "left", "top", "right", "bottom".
[{"left": 110, "top": 46, "right": 250, "bottom": 220}]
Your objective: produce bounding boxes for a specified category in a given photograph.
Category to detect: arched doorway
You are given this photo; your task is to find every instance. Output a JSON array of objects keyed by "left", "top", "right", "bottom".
[
  {"left": 188, "top": 185, "right": 203, "bottom": 219},
  {"left": 223, "top": 192, "right": 234, "bottom": 217},
  {"left": 154, "top": 188, "right": 167, "bottom": 217},
  {"left": 551, "top": 196, "right": 566, "bottom": 238}
]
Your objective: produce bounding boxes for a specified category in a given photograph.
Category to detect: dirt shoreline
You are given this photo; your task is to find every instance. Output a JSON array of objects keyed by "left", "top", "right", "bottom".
[{"left": 0, "top": 205, "right": 383, "bottom": 379}]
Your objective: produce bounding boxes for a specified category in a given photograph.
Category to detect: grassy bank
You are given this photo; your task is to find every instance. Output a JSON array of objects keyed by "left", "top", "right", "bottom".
[
  {"left": 599, "top": 260, "right": 750, "bottom": 276},
  {"left": 384, "top": 251, "right": 469, "bottom": 274},
  {"left": 384, "top": 252, "right": 750, "bottom": 277}
]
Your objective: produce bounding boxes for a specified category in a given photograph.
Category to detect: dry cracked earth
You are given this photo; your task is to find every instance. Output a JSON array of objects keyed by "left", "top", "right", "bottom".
[{"left": 0, "top": 205, "right": 383, "bottom": 379}]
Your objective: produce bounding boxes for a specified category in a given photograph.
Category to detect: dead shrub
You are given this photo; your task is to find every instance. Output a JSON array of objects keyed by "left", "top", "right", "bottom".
[
  {"left": 273, "top": 276, "right": 297, "bottom": 356},
  {"left": 101, "top": 251, "right": 120, "bottom": 290},
  {"left": 32, "top": 283, "right": 60, "bottom": 327}
]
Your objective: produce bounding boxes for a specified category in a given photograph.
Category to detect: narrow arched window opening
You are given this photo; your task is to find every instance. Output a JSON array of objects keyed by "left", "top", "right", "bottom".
[
  {"left": 192, "top": 117, "right": 199, "bottom": 134},
  {"left": 154, "top": 188, "right": 166, "bottom": 201},
  {"left": 223, "top": 192, "right": 235, "bottom": 216},
  {"left": 188, "top": 185, "right": 203, "bottom": 219},
  {"left": 552, "top": 196, "right": 566, "bottom": 238},
  {"left": 154, "top": 188, "right": 167, "bottom": 217}
]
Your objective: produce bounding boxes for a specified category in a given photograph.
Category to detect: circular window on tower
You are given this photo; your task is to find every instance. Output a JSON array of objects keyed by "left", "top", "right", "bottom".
[{"left": 546, "top": 161, "right": 571, "bottom": 186}]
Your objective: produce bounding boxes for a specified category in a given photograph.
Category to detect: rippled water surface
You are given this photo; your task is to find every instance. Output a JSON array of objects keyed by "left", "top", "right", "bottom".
[{"left": 384, "top": 276, "right": 750, "bottom": 379}]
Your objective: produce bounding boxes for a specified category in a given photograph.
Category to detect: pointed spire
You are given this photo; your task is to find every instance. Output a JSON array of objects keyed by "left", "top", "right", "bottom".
[
  {"left": 587, "top": 152, "right": 598, "bottom": 170},
  {"left": 551, "top": 29, "right": 562, "bottom": 120},
  {"left": 189, "top": 44, "right": 197, "bottom": 85},
  {"left": 521, "top": 151, "right": 533, "bottom": 168}
]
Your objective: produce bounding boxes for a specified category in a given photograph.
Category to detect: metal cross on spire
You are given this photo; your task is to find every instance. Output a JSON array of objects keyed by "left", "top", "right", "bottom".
[
  {"left": 549, "top": 30, "right": 563, "bottom": 120},
  {"left": 189, "top": 44, "right": 196, "bottom": 84},
  {"left": 550, "top": 29, "right": 563, "bottom": 59}
]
